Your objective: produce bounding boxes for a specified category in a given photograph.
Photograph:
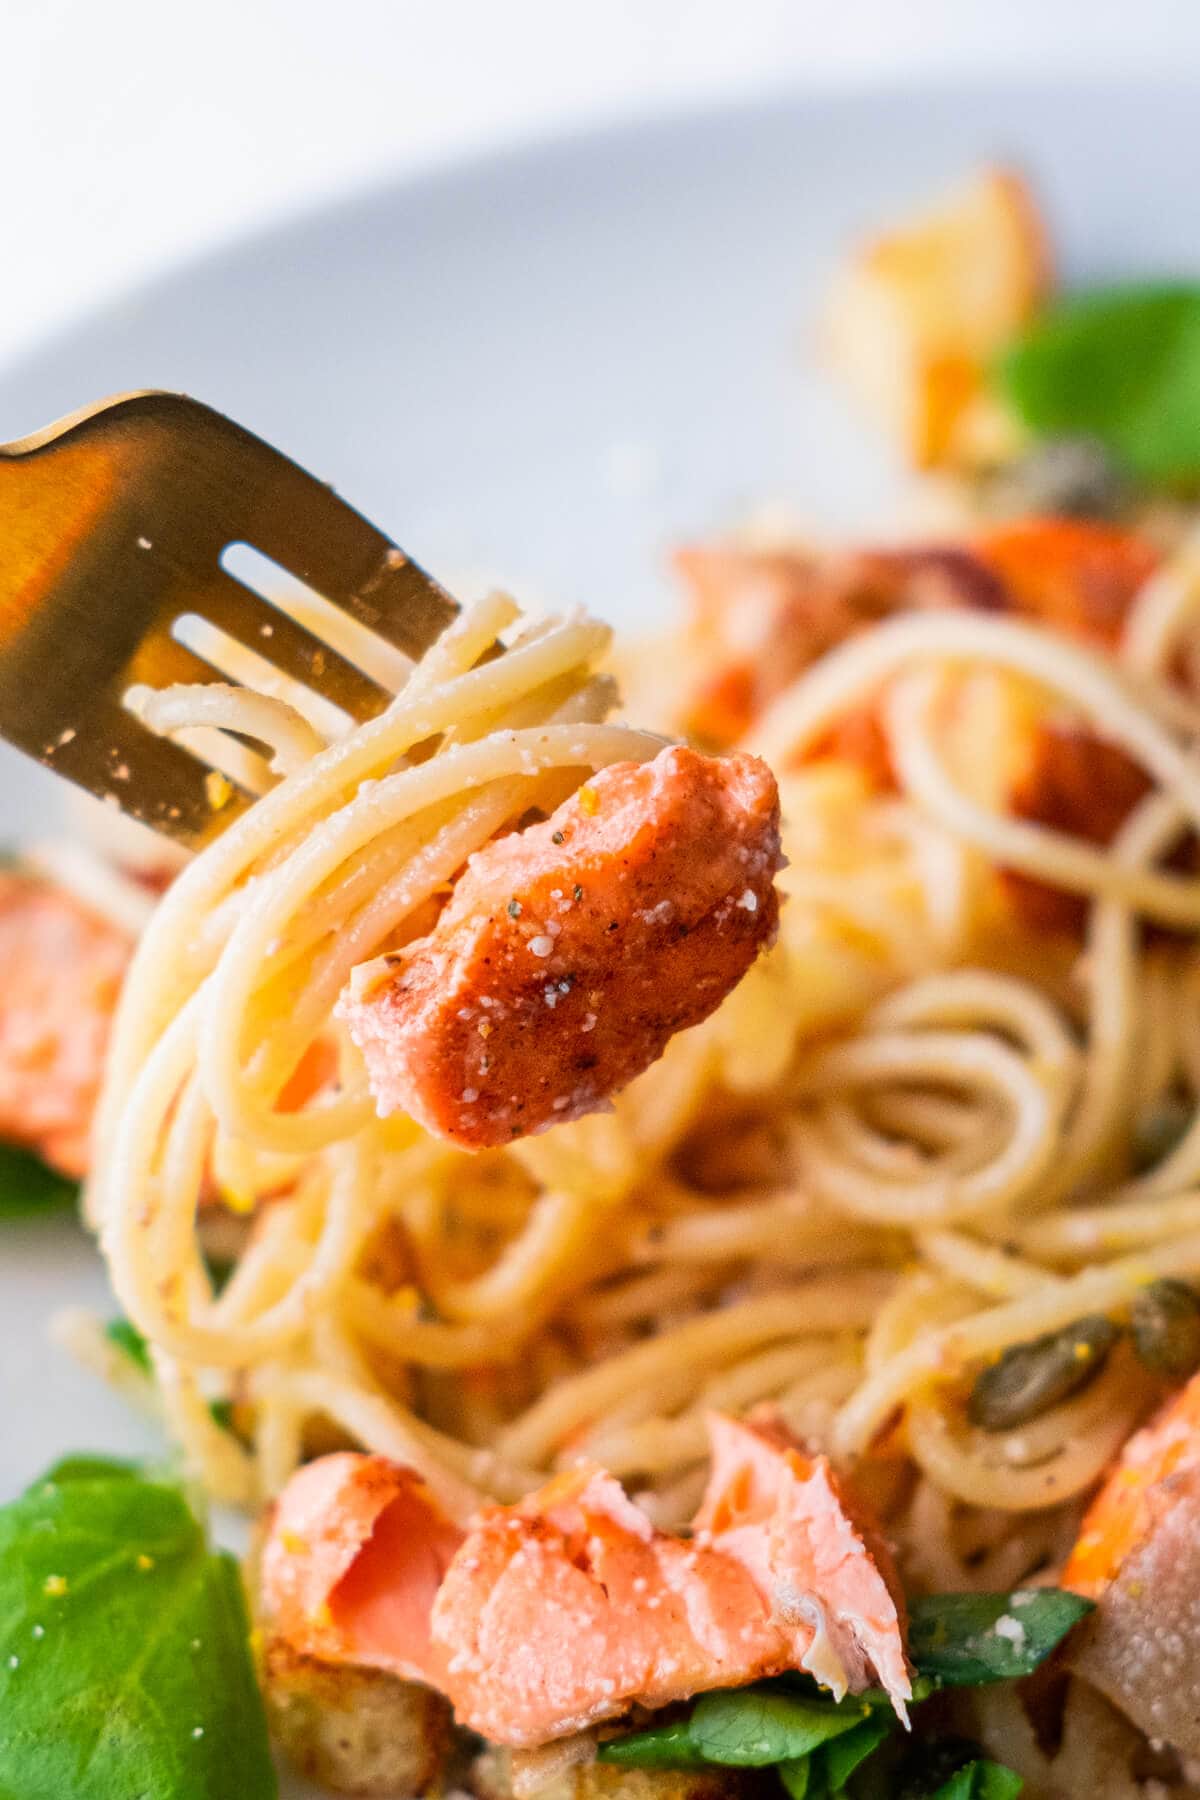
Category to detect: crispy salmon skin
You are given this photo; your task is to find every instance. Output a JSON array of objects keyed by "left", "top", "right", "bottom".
[
  {"left": 260, "top": 1413, "right": 910, "bottom": 1751},
  {"left": 342, "top": 746, "right": 783, "bottom": 1148},
  {"left": 1063, "top": 1371, "right": 1200, "bottom": 1755}
]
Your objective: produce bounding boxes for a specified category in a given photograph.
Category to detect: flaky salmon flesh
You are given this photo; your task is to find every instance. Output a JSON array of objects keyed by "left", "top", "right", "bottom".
[
  {"left": 260, "top": 1411, "right": 911, "bottom": 1749},
  {"left": 0, "top": 871, "right": 129, "bottom": 1176}
]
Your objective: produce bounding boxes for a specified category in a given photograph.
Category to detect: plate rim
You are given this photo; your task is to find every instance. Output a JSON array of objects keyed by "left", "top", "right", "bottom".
[{"left": 5, "top": 68, "right": 1200, "bottom": 405}]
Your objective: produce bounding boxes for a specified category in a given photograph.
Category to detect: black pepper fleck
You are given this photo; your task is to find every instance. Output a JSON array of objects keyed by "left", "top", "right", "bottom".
[
  {"left": 507, "top": 900, "right": 522, "bottom": 918},
  {"left": 552, "top": 830, "right": 565, "bottom": 845}
]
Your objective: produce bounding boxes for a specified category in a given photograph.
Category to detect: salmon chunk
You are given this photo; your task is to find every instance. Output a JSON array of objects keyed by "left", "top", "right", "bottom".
[
  {"left": 1064, "top": 1370, "right": 1200, "bottom": 1602},
  {"left": 259, "top": 1413, "right": 911, "bottom": 1751},
  {"left": 973, "top": 517, "right": 1158, "bottom": 651},
  {"left": 260, "top": 1453, "right": 465, "bottom": 1688},
  {"left": 677, "top": 520, "right": 1160, "bottom": 936},
  {"left": 0, "top": 870, "right": 130, "bottom": 1176},
  {"left": 678, "top": 520, "right": 1155, "bottom": 758},
  {"left": 341, "top": 747, "right": 783, "bottom": 1149},
  {"left": 677, "top": 543, "right": 1006, "bottom": 754},
  {"left": 1002, "top": 722, "right": 1155, "bottom": 934},
  {"left": 1063, "top": 1372, "right": 1200, "bottom": 1754},
  {"left": 693, "top": 1413, "right": 911, "bottom": 1716}
]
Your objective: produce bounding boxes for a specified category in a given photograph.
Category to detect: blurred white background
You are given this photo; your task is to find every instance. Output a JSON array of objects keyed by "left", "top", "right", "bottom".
[{"left": 5, "top": 0, "right": 1199, "bottom": 366}]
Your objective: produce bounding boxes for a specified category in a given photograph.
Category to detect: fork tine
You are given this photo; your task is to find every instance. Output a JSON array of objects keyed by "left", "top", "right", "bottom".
[
  {"left": 114, "top": 394, "right": 460, "bottom": 660},
  {"left": 123, "top": 627, "right": 231, "bottom": 693},
  {"left": 169, "top": 566, "right": 392, "bottom": 722},
  {"left": 41, "top": 693, "right": 251, "bottom": 842},
  {"left": 227, "top": 460, "right": 461, "bottom": 660}
]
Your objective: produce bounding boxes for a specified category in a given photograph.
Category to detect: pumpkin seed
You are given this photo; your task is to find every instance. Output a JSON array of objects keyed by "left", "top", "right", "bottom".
[
  {"left": 976, "top": 437, "right": 1131, "bottom": 521},
  {"left": 968, "top": 1315, "right": 1119, "bottom": 1432},
  {"left": 1131, "top": 1279, "right": 1200, "bottom": 1378}
]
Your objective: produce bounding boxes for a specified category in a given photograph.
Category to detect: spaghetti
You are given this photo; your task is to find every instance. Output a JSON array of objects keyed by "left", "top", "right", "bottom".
[{"left": 75, "top": 531, "right": 1200, "bottom": 1622}]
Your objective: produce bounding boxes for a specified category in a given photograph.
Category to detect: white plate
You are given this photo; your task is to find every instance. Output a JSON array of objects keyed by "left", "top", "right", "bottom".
[{"left": 2, "top": 79, "right": 1199, "bottom": 1793}]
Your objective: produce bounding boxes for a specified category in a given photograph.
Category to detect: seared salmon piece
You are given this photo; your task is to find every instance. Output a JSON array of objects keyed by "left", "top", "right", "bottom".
[
  {"left": 678, "top": 520, "right": 1155, "bottom": 756},
  {"left": 676, "top": 544, "right": 1005, "bottom": 753},
  {"left": 0, "top": 870, "right": 130, "bottom": 1176},
  {"left": 1064, "top": 1370, "right": 1200, "bottom": 1602},
  {"left": 1002, "top": 722, "right": 1155, "bottom": 934},
  {"left": 260, "top": 1414, "right": 911, "bottom": 1751},
  {"left": 977, "top": 521, "right": 1160, "bottom": 933},
  {"left": 0, "top": 866, "right": 333, "bottom": 1185},
  {"left": 1063, "top": 1372, "right": 1200, "bottom": 1755},
  {"left": 341, "top": 747, "right": 783, "bottom": 1149},
  {"left": 972, "top": 518, "right": 1158, "bottom": 651},
  {"left": 677, "top": 521, "right": 1161, "bottom": 936}
]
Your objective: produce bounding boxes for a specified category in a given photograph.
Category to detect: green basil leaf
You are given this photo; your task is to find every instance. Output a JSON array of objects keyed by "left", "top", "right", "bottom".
[
  {"left": 909, "top": 1590, "right": 1092, "bottom": 1685},
  {"left": 999, "top": 284, "right": 1200, "bottom": 486},
  {"left": 597, "top": 1718, "right": 709, "bottom": 1769},
  {"left": 39, "top": 1454, "right": 143, "bottom": 1485},
  {"left": 603, "top": 1589, "right": 1082, "bottom": 1777},
  {"left": 933, "top": 1761, "right": 1023, "bottom": 1799},
  {"left": 688, "top": 1687, "right": 876, "bottom": 1767},
  {"left": 0, "top": 1143, "right": 77, "bottom": 1218},
  {"left": 0, "top": 1462, "right": 276, "bottom": 1798}
]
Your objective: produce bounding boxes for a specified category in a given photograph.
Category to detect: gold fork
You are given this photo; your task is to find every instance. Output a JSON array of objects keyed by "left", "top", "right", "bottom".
[{"left": 0, "top": 391, "right": 460, "bottom": 848}]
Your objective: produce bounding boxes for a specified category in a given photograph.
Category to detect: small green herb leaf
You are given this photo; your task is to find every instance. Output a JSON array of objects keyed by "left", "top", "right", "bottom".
[
  {"left": 0, "top": 1143, "right": 77, "bottom": 1219},
  {"left": 779, "top": 1758, "right": 815, "bottom": 1798},
  {"left": 0, "top": 1460, "right": 276, "bottom": 1798},
  {"left": 105, "top": 1316, "right": 153, "bottom": 1375},
  {"left": 688, "top": 1686, "right": 875, "bottom": 1767},
  {"left": 602, "top": 1591, "right": 1087, "bottom": 1778},
  {"left": 598, "top": 1686, "right": 877, "bottom": 1773},
  {"left": 597, "top": 1718, "right": 709, "bottom": 1769},
  {"left": 999, "top": 284, "right": 1200, "bottom": 486},
  {"left": 104, "top": 1314, "right": 237, "bottom": 1433},
  {"left": 909, "top": 1590, "right": 1092, "bottom": 1686},
  {"left": 209, "top": 1398, "right": 235, "bottom": 1433},
  {"left": 820, "top": 1709, "right": 895, "bottom": 1788},
  {"left": 932, "top": 1761, "right": 1023, "bottom": 1799}
]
